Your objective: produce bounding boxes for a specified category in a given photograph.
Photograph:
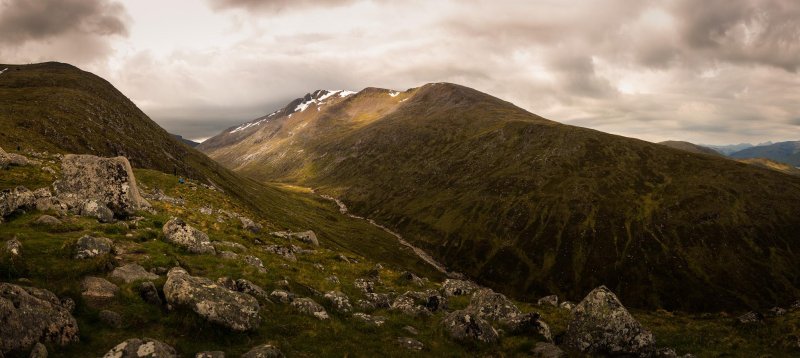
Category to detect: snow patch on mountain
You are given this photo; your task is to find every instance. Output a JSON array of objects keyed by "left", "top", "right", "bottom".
[
  {"left": 389, "top": 91, "right": 399, "bottom": 97},
  {"left": 0, "top": 68, "right": 8, "bottom": 75}
]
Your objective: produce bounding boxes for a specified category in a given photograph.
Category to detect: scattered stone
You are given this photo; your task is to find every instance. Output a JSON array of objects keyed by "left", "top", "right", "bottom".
[
  {"left": 0, "top": 186, "right": 35, "bottom": 217},
  {"left": 240, "top": 216, "right": 262, "bottom": 233},
  {"left": 270, "top": 290, "right": 295, "bottom": 304},
  {"left": 163, "top": 267, "right": 260, "bottom": 331},
  {"left": 0, "top": 283, "right": 79, "bottom": 354},
  {"left": 335, "top": 254, "right": 352, "bottom": 263},
  {"left": 352, "top": 312, "right": 386, "bottom": 327},
  {"left": 241, "top": 344, "right": 284, "bottom": 358},
  {"left": 324, "top": 291, "right": 353, "bottom": 313},
  {"left": 212, "top": 241, "right": 247, "bottom": 253},
  {"left": 390, "top": 291, "right": 438, "bottom": 317},
  {"left": 736, "top": 311, "right": 764, "bottom": 325},
  {"left": 80, "top": 200, "right": 114, "bottom": 223},
  {"left": 0, "top": 146, "right": 31, "bottom": 168},
  {"left": 326, "top": 275, "right": 340, "bottom": 284},
  {"left": 147, "top": 188, "right": 185, "bottom": 206},
  {"left": 99, "top": 310, "right": 123, "bottom": 328},
  {"left": 768, "top": 307, "right": 787, "bottom": 317},
  {"left": 506, "top": 312, "right": 553, "bottom": 342},
  {"left": 138, "top": 281, "right": 162, "bottom": 306},
  {"left": 559, "top": 301, "right": 575, "bottom": 311},
  {"left": 74, "top": 235, "right": 113, "bottom": 259},
  {"left": 101, "top": 338, "right": 176, "bottom": 358},
  {"left": 233, "top": 279, "right": 272, "bottom": 303},
  {"left": 354, "top": 278, "right": 376, "bottom": 294},
  {"left": 441, "top": 279, "right": 479, "bottom": 297},
  {"left": 262, "top": 245, "right": 297, "bottom": 262},
  {"left": 272, "top": 230, "right": 319, "bottom": 246},
  {"left": 400, "top": 271, "right": 426, "bottom": 286},
  {"left": 162, "top": 218, "right": 215, "bottom": 254},
  {"left": 4, "top": 237, "right": 22, "bottom": 257},
  {"left": 441, "top": 310, "right": 499, "bottom": 344},
  {"left": 313, "top": 263, "right": 325, "bottom": 271},
  {"left": 199, "top": 205, "right": 214, "bottom": 215},
  {"left": 196, "top": 351, "right": 225, "bottom": 358},
  {"left": 110, "top": 263, "right": 159, "bottom": 283},
  {"left": 468, "top": 288, "right": 521, "bottom": 324},
  {"left": 81, "top": 276, "right": 119, "bottom": 301},
  {"left": 396, "top": 337, "right": 424, "bottom": 351},
  {"left": 34, "top": 215, "right": 62, "bottom": 226},
  {"left": 403, "top": 326, "right": 419, "bottom": 335},
  {"left": 242, "top": 255, "right": 266, "bottom": 272},
  {"left": 291, "top": 297, "right": 329, "bottom": 320},
  {"left": 563, "top": 286, "right": 655, "bottom": 356},
  {"left": 54, "top": 154, "right": 148, "bottom": 217},
  {"left": 218, "top": 251, "right": 239, "bottom": 260},
  {"left": 537, "top": 295, "right": 559, "bottom": 307},
  {"left": 531, "top": 342, "right": 565, "bottom": 358},
  {"left": 28, "top": 342, "right": 48, "bottom": 358}
]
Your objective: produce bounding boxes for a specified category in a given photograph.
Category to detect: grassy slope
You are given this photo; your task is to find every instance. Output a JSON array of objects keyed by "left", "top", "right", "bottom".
[
  {"left": 658, "top": 141, "right": 723, "bottom": 156},
  {"left": 203, "top": 83, "right": 800, "bottom": 312},
  {"left": 0, "top": 62, "right": 440, "bottom": 279}
]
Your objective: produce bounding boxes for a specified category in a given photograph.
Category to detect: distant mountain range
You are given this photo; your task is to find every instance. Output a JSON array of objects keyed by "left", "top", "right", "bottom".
[
  {"left": 171, "top": 134, "right": 200, "bottom": 147},
  {"left": 200, "top": 83, "right": 800, "bottom": 311},
  {"left": 729, "top": 141, "right": 800, "bottom": 167}
]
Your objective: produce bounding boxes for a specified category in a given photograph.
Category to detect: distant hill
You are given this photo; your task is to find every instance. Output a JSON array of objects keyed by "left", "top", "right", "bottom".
[
  {"left": 658, "top": 141, "right": 722, "bottom": 156},
  {"left": 738, "top": 158, "right": 800, "bottom": 177},
  {"left": 730, "top": 141, "right": 800, "bottom": 167},
  {"left": 200, "top": 82, "right": 800, "bottom": 311},
  {"left": 703, "top": 143, "right": 754, "bottom": 155},
  {"left": 171, "top": 134, "right": 200, "bottom": 147}
]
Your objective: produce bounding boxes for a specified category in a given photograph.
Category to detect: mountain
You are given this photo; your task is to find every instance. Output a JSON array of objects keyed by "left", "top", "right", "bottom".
[
  {"left": 200, "top": 83, "right": 800, "bottom": 312},
  {"left": 658, "top": 141, "right": 722, "bottom": 156},
  {"left": 702, "top": 143, "right": 754, "bottom": 155},
  {"left": 730, "top": 141, "right": 800, "bottom": 167},
  {"left": 171, "top": 134, "right": 200, "bottom": 147},
  {"left": 0, "top": 62, "right": 440, "bottom": 277}
]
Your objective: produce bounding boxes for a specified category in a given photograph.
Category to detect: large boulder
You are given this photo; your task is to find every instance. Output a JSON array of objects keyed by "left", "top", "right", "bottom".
[
  {"left": 563, "top": 286, "right": 655, "bottom": 356},
  {"left": 54, "top": 154, "right": 148, "bottom": 217},
  {"left": 441, "top": 310, "right": 499, "bottom": 344},
  {"left": 0, "top": 283, "right": 79, "bottom": 354},
  {"left": 468, "top": 288, "right": 522, "bottom": 324},
  {"left": 162, "top": 218, "right": 216, "bottom": 254},
  {"left": 74, "top": 235, "right": 114, "bottom": 259},
  {"left": 0, "top": 146, "right": 31, "bottom": 169},
  {"left": 102, "top": 338, "right": 176, "bottom": 358},
  {"left": 163, "top": 267, "right": 260, "bottom": 331},
  {"left": 110, "top": 263, "right": 159, "bottom": 283},
  {"left": 0, "top": 186, "right": 35, "bottom": 217},
  {"left": 81, "top": 276, "right": 119, "bottom": 301},
  {"left": 79, "top": 200, "right": 115, "bottom": 223}
]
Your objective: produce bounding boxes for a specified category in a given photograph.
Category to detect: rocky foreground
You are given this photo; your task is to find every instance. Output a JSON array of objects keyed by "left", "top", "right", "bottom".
[{"left": 1, "top": 147, "right": 797, "bottom": 356}]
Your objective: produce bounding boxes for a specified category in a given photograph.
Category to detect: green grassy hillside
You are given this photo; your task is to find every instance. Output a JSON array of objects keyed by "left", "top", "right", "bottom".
[{"left": 202, "top": 82, "right": 800, "bottom": 312}]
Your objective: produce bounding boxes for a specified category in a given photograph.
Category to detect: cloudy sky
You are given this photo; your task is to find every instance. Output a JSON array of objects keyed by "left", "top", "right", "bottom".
[{"left": 0, "top": 0, "right": 798, "bottom": 144}]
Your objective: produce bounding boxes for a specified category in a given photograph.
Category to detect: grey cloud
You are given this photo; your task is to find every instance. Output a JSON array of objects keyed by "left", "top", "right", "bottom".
[{"left": 0, "top": 0, "right": 128, "bottom": 44}]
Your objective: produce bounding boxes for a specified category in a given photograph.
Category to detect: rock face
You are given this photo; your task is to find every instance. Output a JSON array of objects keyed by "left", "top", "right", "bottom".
[
  {"left": 74, "top": 235, "right": 114, "bottom": 259},
  {"left": 0, "top": 186, "right": 35, "bottom": 217},
  {"left": 162, "top": 218, "right": 216, "bottom": 254},
  {"left": 241, "top": 344, "right": 284, "bottom": 358},
  {"left": 81, "top": 276, "right": 119, "bottom": 301},
  {"left": 54, "top": 154, "right": 147, "bottom": 217},
  {"left": 163, "top": 267, "right": 260, "bottom": 331},
  {"left": 441, "top": 310, "right": 499, "bottom": 344},
  {"left": 0, "top": 283, "right": 79, "bottom": 354},
  {"left": 563, "top": 286, "right": 655, "bottom": 356},
  {"left": 102, "top": 338, "right": 176, "bottom": 358},
  {"left": 110, "top": 263, "right": 159, "bottom": 283}
]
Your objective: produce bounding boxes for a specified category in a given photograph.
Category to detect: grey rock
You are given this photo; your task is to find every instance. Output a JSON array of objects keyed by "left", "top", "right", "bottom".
[
  {"left": 162, "top": 218, "right": 215, "bottom": 254},
  {"left": 33, "top": 215, "right": 62, "bottom": 226},
  {"left": 0, "top": 283, "right": 79, "bottom": 354},
  {"left": 537, "top": 295, "right": 559, "bottom": 307},
  {"left": 270, "top": 290, "right": 295, "bottom": 304},
  {"left": 218, "top": 251, "right": 239, "bottom": 260},
  {"left": 768, "top": 306, "right": 787, "bottom": 317},
  {"left": 212, "top": 241, "right": 247, "bottom": 253},
  {"left": 271, "top": 230, "right": 318, "bottom": 246},
  {"left": 403, "top": 326, "right": 419, "bottom": 335},
  {"left": 352, "top": 312, "right": 386, "bottom": 327},
  {"left": 233, "top": 279, "right": 271, "bottom": 303},
  {"left": 396, "top": 337, "right": 424, "bottom": 351},
  {"left": 138, "top": 282, "right": 162, "bottom": 306},
  {"left": 323, "top": 291, "right": 352, "bottom": 313},
  {"left": 291, "top": 297, "right": 329, "bottom": 320},
  {"left": 99, "top": 310, "right": 123, "bottom": 328},
  {"left": 28, "top": 342, "right": 48, "bottom": 358},
  {"left": 559, "top": 301, "right": 575, "bottom": 311},
  {"left": 400, "top": 271, "right": 426, "bottom": 287},
  {"left": 79, "top": 200, "right": 114, "bottom": 223},
  {"left": 81, "top": 276, "right": 119, "bottom": 301},
  {"left": 163, "top": 267, "right": 260, "bottom": 331},
  {"left": 261, "top": 245, "right": 296, "bottom": 262},
  {"left": 101, "top": 338, "right": 176, "bottom": 358},
  {"left": 441, "top": 310, "right": 499, "bottom": 344},
  {"left": 241, "top": 344, "right": 284, "bottom": 358},
  {"left": 4, "top": 237, "right": 22, "bottom": 257},
  {"left": 74, "top": 235, "right": 113, "bottom": 259},
  {"left": 441, "top": 279, "right": 479, "bottom": 297},
  {"left": 240, "top": 216, "right": 262, "bottom": 233},
  {"left": 110, "top": 263, "right": 159, "bottom": 283},
  {"left": 1, "top": 186, "right": 35, "bottom": 217},
  {"left": 0, "top": 146, "right": 31, "bottom": 169},
  {"left": 563, "top": 286, "right": 655, "bottom": 356},
  {"left": 736, "top": 311, "right": 764, "bottom": 324},
  {"left": 467, "top": 288, "right": 522, "bottom": 324},
  {"left": 195, "top": 352, "right": 225, "bottom": 358},
  {"left": 242, "top": 255, "right": 266, "bottom": 272},
  {"left": 506, "top": 312, "right": 553, "bottom": 342},
  {"left": 54, "top": 154, "right": 148, "bottom": 217},
  {"left": 199, "top": 205, "right": 214, "bottom": 216},
  {"left": 531, "top": 342, "right": 565, "bottom": 358},
  {"left": 354, "top": 278, "right": 376, "bottom": 294}
]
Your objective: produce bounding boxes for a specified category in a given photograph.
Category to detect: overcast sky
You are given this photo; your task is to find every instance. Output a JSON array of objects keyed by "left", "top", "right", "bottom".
[{"left": 0, "top": 0, "right": 798, "bottom": 144}]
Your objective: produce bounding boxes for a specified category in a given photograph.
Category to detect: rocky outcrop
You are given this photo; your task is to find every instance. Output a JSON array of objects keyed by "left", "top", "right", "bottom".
[
  {"left": 110, "top": 263, "right": 159, "bottom": 283},
  {"left": 563, "top": 286, "right": 655, "bottom": 356},
  {"left": 241, "top": 344, "right": 284, "bottom": 358},
  {"left": 102, "top": 338, "right": 176, "bottom": 358},
  {"left": 54, "top": 154, "right": 148, "bottom": 217},
  {"left": 272, "top": 230, "right": 319, "bottom": 246},
  {"left": 0, "top": 283, "right": 79, "bottom": 354},
  {"left": 162, "top": 218, "right": 215, "bottom": 254},
  {"left": 324, "top": 291, "right": 352, "bottom": 313},
  {"left": 467, "top": 288, "right": 522, "bottom": 324},
  {"left": 163, "top": 267, "right": 260, "bottom": 331},
  {"left": 0, "top": 146, "right": 31, "bottom": 169},
  {"left": 261, "top": 245, "right": 297, "bottom": 262},
  {"left": 0, "top": 186, "right": 35, "bottom": 218},
  {"left": 441, "top": 279, "right": 479, "bottom": 297},
  {"left": 81, "top": 276, "right": 119, "bottom": 301},
  {"left": 291, "top": 297, "right": 329, "bottom": 320},
  {"left": 352, "top": 313, "right": 386, "bottom": 327},
  {"left": 441, "top": 310, "right": 499, "bottom": 344},
  {"left": 74, "top": 235, "right": 114, "bottom": 259}
]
